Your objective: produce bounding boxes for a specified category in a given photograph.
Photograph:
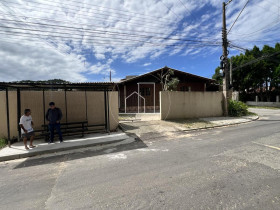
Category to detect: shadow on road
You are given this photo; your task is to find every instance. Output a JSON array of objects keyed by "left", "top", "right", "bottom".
[
  {"left": 119, "top": 123, "right": 139, "bottom": 131},
  {"left": 13, "top": 139, "right": 147, "bottom": 169}
]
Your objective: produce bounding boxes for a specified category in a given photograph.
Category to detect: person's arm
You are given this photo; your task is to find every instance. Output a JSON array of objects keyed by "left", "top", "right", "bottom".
[
  {"left": 19, "top": 117, "right": 27, "bottom": 133},
  {"left": 45, "top": 109, "right": 49, "bottom": 122},
  {"left": 57, "top": 108, "right": 62, "bottom": 122},
  {"left": 19, "top": 124, "right": 27, "bottom": 133}
]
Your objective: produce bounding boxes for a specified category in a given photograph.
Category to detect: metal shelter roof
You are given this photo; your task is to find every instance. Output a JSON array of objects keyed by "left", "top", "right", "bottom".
[{"left": 0, "top": 82, "right": 115, "bottom": 91}]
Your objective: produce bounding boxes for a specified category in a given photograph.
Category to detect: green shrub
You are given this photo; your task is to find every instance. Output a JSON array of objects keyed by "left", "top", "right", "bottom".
[
  {"left": 0, "top": 138, "right": 7, "bottom": 149},
  {"left": 228, "top": 100, "right": 249, "bottom": 117}
]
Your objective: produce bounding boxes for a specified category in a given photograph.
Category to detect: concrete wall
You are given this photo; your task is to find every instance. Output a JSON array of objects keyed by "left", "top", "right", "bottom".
[
  {"left": 8, "top": 92, "right": 17, "bottom": 139},
  {"left": 21, "top": 91, "right": 44, "bottom": 132},
  {"left": 0, "top": 91, "right": 119, "bottom": 139},
  {"left": 0, "top": 92, "right": 7, "bottom": 138},
  {"left": 246, "top": 101, "right": 280, "bottom": 108},
  {"left": 108, "top": 92, "right": 119, "bottom": 131},
  {"left": 160, "top": 91, "right": 223, "bottom": 120}
]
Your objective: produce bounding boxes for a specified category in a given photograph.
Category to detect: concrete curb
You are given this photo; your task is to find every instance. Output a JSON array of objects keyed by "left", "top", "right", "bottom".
[
  {"left": 181, "top": 115, "right": 259, "bottom": 132},
  {"left": 0, "top": 138, "right": 127, "bottom": 162},
  {"left": 119, "top": 115, "right": 259, "bottom": 134}
]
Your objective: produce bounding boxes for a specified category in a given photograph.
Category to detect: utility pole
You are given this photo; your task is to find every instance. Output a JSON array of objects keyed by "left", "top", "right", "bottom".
[
  {"left": 230, "top": 57, "right": 232, "bottom": 86},
  {"left": 221, "top": 0, "right": 232, "bottom": 116}
]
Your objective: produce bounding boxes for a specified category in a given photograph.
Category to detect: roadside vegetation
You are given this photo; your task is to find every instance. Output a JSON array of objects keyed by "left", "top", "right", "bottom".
[
  {"left": 228, "top": 100, "right": 249, "bottom": 117},
  {"left": 0, "top": 138, "right": 7, "bottom": 149},
  {"left": 213, "top": 43, "right": 280, "bottom": 102}
]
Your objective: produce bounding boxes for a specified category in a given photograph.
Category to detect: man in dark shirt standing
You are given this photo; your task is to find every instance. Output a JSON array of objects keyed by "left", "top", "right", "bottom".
[{"left": 46, "top": 102, "right": 63, "bottom": 143}]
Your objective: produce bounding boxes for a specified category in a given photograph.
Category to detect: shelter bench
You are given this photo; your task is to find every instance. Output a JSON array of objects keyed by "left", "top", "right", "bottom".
[{"left": 41, "top": 121, "right": 88, "bottom": 142}]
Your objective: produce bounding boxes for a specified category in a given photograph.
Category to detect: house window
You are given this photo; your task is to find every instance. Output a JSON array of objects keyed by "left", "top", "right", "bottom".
[
  {"left": 146, "top": 88, "right": 151, "bottom": 96},
  {"left": 140, "top": 88, "right": 145, "bottom": 96}
]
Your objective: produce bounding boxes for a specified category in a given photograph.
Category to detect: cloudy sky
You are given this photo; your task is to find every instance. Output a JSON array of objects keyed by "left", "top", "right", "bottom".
[{"left": 0, "top": 0, "right": 279, "bottom": 82}]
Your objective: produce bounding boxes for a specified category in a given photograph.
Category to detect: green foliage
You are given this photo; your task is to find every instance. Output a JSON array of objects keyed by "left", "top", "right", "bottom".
[
  {"left": 228, "top": 100, "right": 249, "bottom": 117},
  {"left": 212, "top": 67, "right": 223, "bottom": 85},
  {"left": 17, "top": 79, "right": 70, "bottom": 84},
  {"left": 213, "top": 43, "right": 280, "bottom": 102},
  {"left": 167, "top": 77, "right": 179, "bottom": 91},
  {"left": 0, "top": 138, "right": 7, "bottom": 149},
  {"left": 157, "top": 67, "right": 179, "bottom": 91}
]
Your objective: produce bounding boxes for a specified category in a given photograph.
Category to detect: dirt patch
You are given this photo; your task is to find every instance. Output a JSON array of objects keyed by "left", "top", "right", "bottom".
[
  {"left": 166, "top": 119, "right": 213, "bottom": 130},
  {"left": 119, "top": 119, "right": 211, "bottom": 141}
]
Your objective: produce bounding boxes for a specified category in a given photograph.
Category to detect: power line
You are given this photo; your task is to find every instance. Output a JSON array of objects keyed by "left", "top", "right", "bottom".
[
  {"left": 0, "top": 11, "right": 214, "bottom": 42},
  {"left": 158, "top": 0, "right": 182, "bottom": 21},
  {"left": 0, "top": 1, "right": 73, "bottom": 56},
  {"left": 176, "top": 0, "right": 197, "bottom": 22},
  {"left": 1, "top": 1, "right": 170, "bottom": 30},
  {"left": 228, "top": 18, "right": 280, "bottom": 38},
  {"left": 0, "top": 1, "right": 220, "bottom": 42},
  {"left": 0, "top": 18, "right": 221, "bottom": 45},
  {"left": 0, "top": 35, "right": 220, "bottom": 51},
  {"left": 4, "top": 0, "right": 171, "bottom": 25},
  {"left": 42, "top": 0, "right": 172, "bottom": 21},
  {"left": 0, "top": 29, "right": 221, "bottom": 48},
  {"left": 227, "top": 0, "right": 250, "bottom": 34}
]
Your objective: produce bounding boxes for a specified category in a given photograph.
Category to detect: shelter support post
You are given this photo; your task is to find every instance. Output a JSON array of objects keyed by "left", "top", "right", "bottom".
[
  {"left": 64, "top": 89, "right": 68, "bottom": 125},
  {"left": 138, "top": 83, "right": 140, "bottom": 113},
  {"left": 17, "top": 88, "right": 21, "bottom": 141},
  {"left": 107, "top": 90, "right": 110, "bottom": 134},
  {"left": 43, "top": 89, "right": 46, "bottom": 128},
  {"left": 5, "top": 88, "right": 10, "bottom": 147},
  {"left": 104, "top": 90, "right": 108, "bottom": 132},
  {"left": 154, "top": 83, "right": 155, "bottom": 113}
]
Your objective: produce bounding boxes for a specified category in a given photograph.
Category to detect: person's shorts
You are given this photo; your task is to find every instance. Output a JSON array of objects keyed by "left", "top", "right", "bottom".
[{"left": 22, "top": 132, "right": 35, "bottom": 139}]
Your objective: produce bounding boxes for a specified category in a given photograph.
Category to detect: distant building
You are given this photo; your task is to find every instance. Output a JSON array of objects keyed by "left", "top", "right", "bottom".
[{"left": 117, "top": 66, "right": 219, "bottom": 113}]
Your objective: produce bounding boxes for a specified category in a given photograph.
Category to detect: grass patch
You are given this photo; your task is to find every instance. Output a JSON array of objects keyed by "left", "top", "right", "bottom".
[
  {"left": 247, "top": 111, "right": 258, "bottom": 116},
  {"left": 0, "top": 138, "right": 7, "bottom": 149},
  {"left": 167, "top": 118, "right": 213, "bottom": 129},
  {"left": 248, "top": 106, "right": 280, "bottom": 110}
]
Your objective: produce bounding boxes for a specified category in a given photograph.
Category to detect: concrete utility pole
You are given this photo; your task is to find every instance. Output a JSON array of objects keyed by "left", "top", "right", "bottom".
[{"left": 221, "top": 0, "right": 232, "bottom": 116}]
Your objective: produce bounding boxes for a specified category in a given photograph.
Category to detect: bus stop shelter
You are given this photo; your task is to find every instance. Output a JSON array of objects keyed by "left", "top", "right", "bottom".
[{"left": 0, "top": 82, "right": 118, "bottom": 146}]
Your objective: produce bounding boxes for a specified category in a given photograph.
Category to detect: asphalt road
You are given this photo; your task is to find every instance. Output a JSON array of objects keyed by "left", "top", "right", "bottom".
[{"left": 0, "top": 108, "right": 279, "bottom": 210}]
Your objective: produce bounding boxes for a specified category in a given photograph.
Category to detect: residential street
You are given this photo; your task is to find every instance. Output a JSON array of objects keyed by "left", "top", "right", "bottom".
[{"left": 0, "top": 108, "right": 280, "bottom": 210}]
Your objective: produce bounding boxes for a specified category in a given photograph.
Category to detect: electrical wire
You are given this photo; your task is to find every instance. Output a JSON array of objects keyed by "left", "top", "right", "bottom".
[
  {"left": 0, "top": 30, "right": 221, "bottom": 48},
  {"left": 227, "top": 0, "right": 250, "bottom": 34},
  {"left": 0, "top": 11, "right": 213, "bottom": 41},
  {"left": 0, "top": 18, "right": 221, "bottom": 45},
  {"left": 2, "top": 0, "right": 170, "bottom": 29}
]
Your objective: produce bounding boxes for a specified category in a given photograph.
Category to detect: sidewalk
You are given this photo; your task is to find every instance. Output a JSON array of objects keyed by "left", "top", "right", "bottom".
[
  {"left": 0, "top": 132, "right": 133, "bottom": 162},
  {"left": 120, "top": 115, "right": 259, "bottom": 141},
  {"left": 197, "top": 115, "right": 259, "bottom": 129}
]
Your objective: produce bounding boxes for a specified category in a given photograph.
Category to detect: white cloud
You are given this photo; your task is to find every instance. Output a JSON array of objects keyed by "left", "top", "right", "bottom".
[
  {"left": 143, "top": 62, "right": 151, "bottom": 66},
  {"left": 0, "top": 0, "right": 279, "bottom": 82}
]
